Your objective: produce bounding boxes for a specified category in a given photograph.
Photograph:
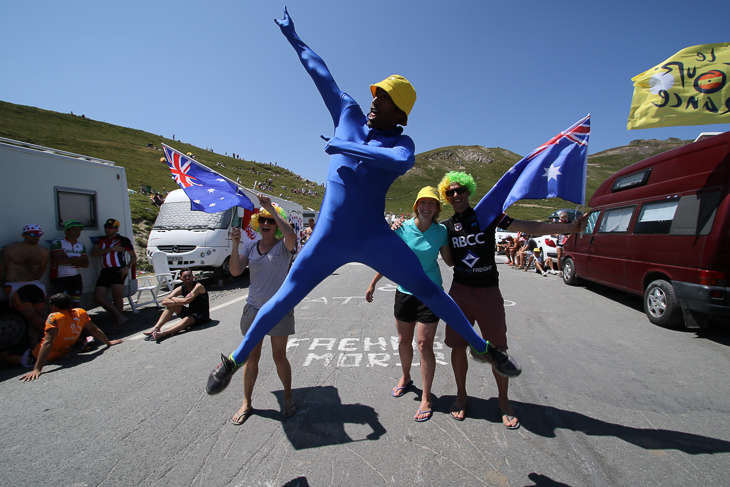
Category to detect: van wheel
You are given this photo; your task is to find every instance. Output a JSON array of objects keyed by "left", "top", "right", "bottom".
[
  {"left": 562, "top": 257, "right": 580, "bottom": 286},
  {"left": 218, "top": 256, "right": 232, "bottom": 279},
  {"left": 0, "top": 313, "right": 26, "bottom": 350},
  {"left": 644, "top": 280, "right": 683, "bottom": 328}
]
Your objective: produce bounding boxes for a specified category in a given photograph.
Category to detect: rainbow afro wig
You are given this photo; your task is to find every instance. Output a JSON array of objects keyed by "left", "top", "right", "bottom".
[
  {"left": 250, "top": 204, "right": 288, "bottom": 239},
  {"left": 438, "top": 171, "right": 477, "bottom": 205}
]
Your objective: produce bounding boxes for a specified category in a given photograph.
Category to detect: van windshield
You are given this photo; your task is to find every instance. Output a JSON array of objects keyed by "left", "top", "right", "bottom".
[{"left": 153, "top": 202, "right": 233, "bottom": 230}]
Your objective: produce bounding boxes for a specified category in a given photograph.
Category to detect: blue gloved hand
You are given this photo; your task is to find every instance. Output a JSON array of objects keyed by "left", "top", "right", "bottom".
[{"left": 274, "top": 6, "right": 296, "bottom": 37}]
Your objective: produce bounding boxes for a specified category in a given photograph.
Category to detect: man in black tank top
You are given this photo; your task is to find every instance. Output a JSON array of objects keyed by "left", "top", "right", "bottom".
[{"left": 143, "top": 268, "right": 210, "bottom": 342}]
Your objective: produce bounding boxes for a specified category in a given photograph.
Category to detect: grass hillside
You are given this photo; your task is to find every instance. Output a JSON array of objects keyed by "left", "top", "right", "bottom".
[
  {"left": 0, "top": 100, "right": 324, "bottom": 228},
  {"left": 1, "top": 100, "right": 692, "bottom": 228}
]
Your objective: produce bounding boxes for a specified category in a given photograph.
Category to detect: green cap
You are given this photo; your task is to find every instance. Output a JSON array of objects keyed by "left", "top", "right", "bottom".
[{"left": 64, "top": 220, "right": 84, "bottom": 231}]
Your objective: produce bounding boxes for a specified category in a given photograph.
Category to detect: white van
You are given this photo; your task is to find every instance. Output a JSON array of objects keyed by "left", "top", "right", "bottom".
[
  {"left": 302, "top": 210, "right": 318, "bottom": 227},
  {"left": 146, "top": 188, "right": 303, "bottom": 277},
  {"left": 0, "top": 137, "right": 135, "bottom": 348}
]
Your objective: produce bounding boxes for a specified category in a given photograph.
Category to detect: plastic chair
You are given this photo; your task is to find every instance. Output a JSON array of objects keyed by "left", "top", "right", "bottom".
[
  {"left": 130, "top": 274, "right": 157, "bottom": 311},
  {"left": 133, "top": 252, "right": 182, "bottom": 309}
]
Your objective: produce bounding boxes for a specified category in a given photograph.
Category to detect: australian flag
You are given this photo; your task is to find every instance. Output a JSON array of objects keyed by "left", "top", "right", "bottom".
[
  {"left": 475, "top": 114, "right": 590, "bottom": 229},
  {"left": 162, "top": 144, "right": 253, "bottom": 212}
]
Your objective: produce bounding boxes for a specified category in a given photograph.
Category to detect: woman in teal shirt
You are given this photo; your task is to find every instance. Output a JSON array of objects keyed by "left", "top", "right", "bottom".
[{"left": 366, "top": 187, "right": 452, "bottom": 422}]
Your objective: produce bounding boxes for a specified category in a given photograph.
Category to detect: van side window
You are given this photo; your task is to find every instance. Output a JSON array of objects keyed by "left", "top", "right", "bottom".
[
  {"left": 55, "top": 187, "right": 98, "bottom": 230},
  {"left": 597, "top": 207, "right": 634, "bottom": 233},
  {"left": 634, "top": 199, "right": 678, "bottom": 235},
  {"left": 583, "top": 211, "right": 600, "bottom": 235},
  {"left": 670, "top": 191, "right": 720, "bottom": 236},
  {"left": 632, "top": 192, "right": 721, "bottom": 236}
]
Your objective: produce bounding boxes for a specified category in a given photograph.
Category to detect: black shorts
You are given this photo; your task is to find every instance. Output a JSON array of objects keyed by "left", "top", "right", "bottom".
[
  {"left": 394, "top": 290, "right": 439, "bottom": 324},
  {"left": 177, "top": 306, "right": 210, "bottom": 326},
  {"left": 5, "top": 284, "right": 45, "bottom": 308},
  {"left": 96, "top": 267, "right": 125, "bottom": 288},
  {"left": 51, "top": 275, "right": 83, "bottom": 300}
]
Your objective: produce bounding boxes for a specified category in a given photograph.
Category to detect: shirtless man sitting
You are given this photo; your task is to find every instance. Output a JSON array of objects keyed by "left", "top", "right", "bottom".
[
  {"left": 0, "top": 224, "right": 50, "bottom": 347},
  {"left": 142, "top": 268, "right": 210, "bottom": 342}
]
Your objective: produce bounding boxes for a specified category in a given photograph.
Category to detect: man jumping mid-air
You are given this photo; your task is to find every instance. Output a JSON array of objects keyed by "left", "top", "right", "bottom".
[{"left": 206, "top": 8, "right": 521, "bottom": 395}]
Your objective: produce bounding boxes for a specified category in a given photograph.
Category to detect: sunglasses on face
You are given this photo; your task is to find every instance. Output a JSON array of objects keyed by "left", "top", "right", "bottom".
[
  {"left": 259, "top": 217, "right": 277, "bottom": 225},
  {"left": 26, "top": 232, "right": 43, "bottom": 237},
  {"left": 445, "top": 186, "right": 468, "bottom": 198}
]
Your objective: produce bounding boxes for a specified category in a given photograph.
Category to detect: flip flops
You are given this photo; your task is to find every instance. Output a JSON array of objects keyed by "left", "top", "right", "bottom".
[
  {"left": 414, "top": 409, "right": 432, "bottom": 422},
  {"left": 231, "top": 408, "right": 254, "bottom": 425},
  {"left": 501, "top": 412, "right": 520, "bottom": 430},
  {"left": 281, "top": 404, "right": 297, "bottom": 418},
  {"left": 450, "top": 403, "right": 467, "bottom": 421},
  {"left": 391, "top": 379, "right": 413, "bottom": 397},
  {"left": 144, "top": 330, "right": 168, "bottom": 342}
]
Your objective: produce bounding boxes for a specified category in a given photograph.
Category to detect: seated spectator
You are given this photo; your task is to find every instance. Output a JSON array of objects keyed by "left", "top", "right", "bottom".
[
  {"left": 507, "top": 233, "right": 523, "bottom": 266},
  {"left": 142, "top": 268, "right": 210, "bottom": 341},
  {"left": 1, "top": 293, "right": 123, "bottom": 382},
  {"left": 525, "top": 248, "right": 556, "bottom": 276},
  {"left": 496, "top": 236, "right": 514, "bottom": 263},
  {"left": 0, "top": 224, "right": 50, "bottom": 347},
  {"left": 514, "top": 235, "right": 536, "bottom": 269}
]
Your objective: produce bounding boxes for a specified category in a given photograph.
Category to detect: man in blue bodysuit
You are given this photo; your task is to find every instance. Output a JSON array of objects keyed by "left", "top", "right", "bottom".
[{"left": 206, "top": 8, "right": 521, "bottom": 394}]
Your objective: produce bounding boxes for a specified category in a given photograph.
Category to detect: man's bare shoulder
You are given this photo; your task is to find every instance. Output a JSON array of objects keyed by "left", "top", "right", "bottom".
[
  {"left": 5, "top": 242, "right": 49, "bottom": 259},
  {"left": 1, "top": 241, "right": 25, "bottom": 253}
]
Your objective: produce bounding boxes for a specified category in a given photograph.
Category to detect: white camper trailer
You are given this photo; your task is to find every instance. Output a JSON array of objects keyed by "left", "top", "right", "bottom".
[
  {"left": 146, "top": 188, "right": 303, "bottom": 277},
  {"left": 0, "top": 137, "right": 135, "bottom": 349}
]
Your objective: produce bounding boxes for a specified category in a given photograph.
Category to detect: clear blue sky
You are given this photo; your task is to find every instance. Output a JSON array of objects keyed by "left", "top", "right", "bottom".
[{"left": 2, "top": 1, "right": 728, "bottom": 184}]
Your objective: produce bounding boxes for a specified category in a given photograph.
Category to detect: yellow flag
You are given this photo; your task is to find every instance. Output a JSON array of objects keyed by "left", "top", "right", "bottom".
[{"left": 627, "top": 43, "right": 730, "bottom": 130}]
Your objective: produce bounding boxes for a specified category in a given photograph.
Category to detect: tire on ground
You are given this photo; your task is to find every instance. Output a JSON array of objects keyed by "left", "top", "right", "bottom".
[
  {"left": 643, "top": 279, "right": 684, "bottom": 328},
  {"left": 562, "top": 257, "right": 581, "bottom": 286}
]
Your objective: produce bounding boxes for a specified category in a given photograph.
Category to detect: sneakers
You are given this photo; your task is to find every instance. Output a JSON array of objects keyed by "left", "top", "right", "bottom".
[
  {"left": 469, "top": 344, "right": 522, "bottom": 378},
  {"left": 80, "top": 336, "right": 96, "bottom": 352},
  {"left": 206, "top": 353, "right": 242, "bottom": 395},
  {"left": 542, "top": 271, "right": 548, "bottom": 277}
]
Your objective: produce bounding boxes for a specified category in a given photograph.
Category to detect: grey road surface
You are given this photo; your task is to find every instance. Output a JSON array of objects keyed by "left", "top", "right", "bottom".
[{"left": 1, "top": 257, "right": 729, "bottom": 487}]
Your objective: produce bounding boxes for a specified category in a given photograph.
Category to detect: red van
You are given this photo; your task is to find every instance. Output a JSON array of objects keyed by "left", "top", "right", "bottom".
[{"left": 561, "top": 131, "right": 730, "bottom": 328}]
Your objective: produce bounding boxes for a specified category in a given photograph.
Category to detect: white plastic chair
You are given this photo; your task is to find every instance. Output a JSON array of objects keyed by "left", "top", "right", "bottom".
[
  {"left": 133, "top": 252, "right": 182, "bottom": 309},
  {"left": 130, "top": 274, "right": 157, "bottom": 311}
]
